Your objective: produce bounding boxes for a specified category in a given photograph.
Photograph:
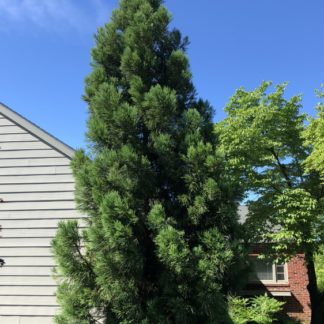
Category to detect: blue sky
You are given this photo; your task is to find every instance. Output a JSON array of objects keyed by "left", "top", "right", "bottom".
[{"left": 0, "top": 0, "right": 323, "bottom": 149}]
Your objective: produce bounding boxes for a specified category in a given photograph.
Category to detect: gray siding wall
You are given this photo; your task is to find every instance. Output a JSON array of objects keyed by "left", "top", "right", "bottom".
[{"left": 0, "top": 113, "right": 81, "bottom": 323}]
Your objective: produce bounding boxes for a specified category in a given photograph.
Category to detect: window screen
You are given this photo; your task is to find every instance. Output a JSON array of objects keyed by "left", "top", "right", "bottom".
[
  {"left": 275, "top": 264, "right": 285, "bottom": 281},
  {"left": 252, "top": 259, "right": 273, "bottom": 281}
]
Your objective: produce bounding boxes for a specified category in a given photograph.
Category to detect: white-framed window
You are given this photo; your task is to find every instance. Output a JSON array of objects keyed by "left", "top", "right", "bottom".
[{"left": 249, "top": 257, "right": 288, "bottom": 284}]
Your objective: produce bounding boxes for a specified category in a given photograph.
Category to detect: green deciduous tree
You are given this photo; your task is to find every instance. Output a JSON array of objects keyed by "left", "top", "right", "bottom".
[
  {"left": 216, "top": 82, "right": 324, "bottom": 322},
  {"left": 303, "top": 85, "right": 324, "bottom": 182},
  {"left": 304, "top": 87, "right": 324, "bottom": 298},
  {"left": 315, "top": 245, "right": 324, "bottom": 292},
  {"left": 52, "top": 0, "right": 243, "bottom": 323}
]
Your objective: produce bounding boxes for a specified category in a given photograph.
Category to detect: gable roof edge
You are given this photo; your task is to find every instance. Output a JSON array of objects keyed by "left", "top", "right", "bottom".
[{"left": 0, "top": 102, "right": 75, "bottom": 159}]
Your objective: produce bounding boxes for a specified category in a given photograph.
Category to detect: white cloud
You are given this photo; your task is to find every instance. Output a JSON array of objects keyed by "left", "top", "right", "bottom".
[{"left": 0, "top": 0, "right": 112, "bottom": 33}]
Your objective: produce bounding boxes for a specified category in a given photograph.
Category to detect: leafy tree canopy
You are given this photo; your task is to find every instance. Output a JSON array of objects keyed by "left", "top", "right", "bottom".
[
  {"left": 304, "top": 85, "right": 324, "bottom": 183},
  {"left": 216, "top": 82, "right": 323, "bottom": 260}
]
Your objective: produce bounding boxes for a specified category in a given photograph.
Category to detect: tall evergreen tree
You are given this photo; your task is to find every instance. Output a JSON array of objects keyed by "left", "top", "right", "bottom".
[{"left": 52, "top": 1, "right": 242, "bottom": 322}]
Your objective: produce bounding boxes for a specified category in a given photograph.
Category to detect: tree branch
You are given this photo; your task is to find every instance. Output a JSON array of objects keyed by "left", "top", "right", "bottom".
[
  {"left": 268, "top": 148, "right": 293, "bottom": 188},
  {"left": 270, "top": 184, "right": 282, "bottom": 194},
  {"left": 75, "top": 236, "right": 96, "bottom": 279}
]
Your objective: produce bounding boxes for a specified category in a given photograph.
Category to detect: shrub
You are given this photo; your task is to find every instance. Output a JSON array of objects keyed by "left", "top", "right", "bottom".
[
  {"left": 228, "top": 295, "right": 284, "bottom": 324},
  {"left": 315, "top": 245, "right": 324, "bottom": 292}
]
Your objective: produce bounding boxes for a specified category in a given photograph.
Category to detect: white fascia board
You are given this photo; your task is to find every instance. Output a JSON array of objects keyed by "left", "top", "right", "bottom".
[
  {"left": 270, "top": 291, "right": 292, "bottom": 297},
  {"left": 242, "top": 290, "right": 292, "bottom": 297},
  {"left": 0, "top": 102, "right": 75, "bottom": 159}
]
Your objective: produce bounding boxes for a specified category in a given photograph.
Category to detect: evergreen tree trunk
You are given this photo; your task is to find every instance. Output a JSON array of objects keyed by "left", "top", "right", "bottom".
[{"left": 52, "top": 0, "right": 242, "bottom": 323}]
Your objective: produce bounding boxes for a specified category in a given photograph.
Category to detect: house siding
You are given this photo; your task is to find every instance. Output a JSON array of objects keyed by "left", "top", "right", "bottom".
[{"left": 0, "top": 110, "right": 81, "bottom": 323}]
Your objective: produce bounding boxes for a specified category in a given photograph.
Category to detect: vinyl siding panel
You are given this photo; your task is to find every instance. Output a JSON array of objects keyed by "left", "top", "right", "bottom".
[
  {"left": 0, "top": 112, "right": 80, "bottom": 323},
  {"left": 2, "top": 227, "right": 85, "bottom": 238},
  {"left": 3, "top": 229, "right": 66, "bottom": 238},
  {"left": 0, "top": 201, "right": 76, "bottom": 210},
  {"left": 0, "top": 142, "right": 50, "bottom": 150},
  {"left": 0, "top": 276, "right": 56, "bottom": 285},
  {"left": 1, "top": 238, "right": 59, "bottom": 247},
  {"left": 0, "top": 286, "right": 56, "bottom": 295},
  {"left": 0, "top": 157, "right": 70, "bottom": 167},
  {"left": 0, "top": 166, "right": 72, "bottom": 175},
  {"left": 0, "top": 133, "right": 40, "bottom": 142},
  {"left": 0, "top": 126, "right": 26, "bottom": 134},
  {"left": 0, "top": 317, "right": 54, "bottom": 324},
  {"left": 0, "top": 306, "right": 59, "bottom": 316},
  {"left": 0, "top": 183, "right": 75, "bottom": 193},
  {"left": 0, "top": 209, "right": 82, "bottom": 220},
  {"left": 0, "top": 150, "right": 63, "bottom": 159},
  {"left": 0, "top": 174, "right": 74, "bottom": 183},
  {"left": 0, "top": 119, "right": 15, "bottom": 126},
  {"left": 0, "top": 248, "right": 53, "bottom": 257},
  {"left": 0, "top": 267, "right": 53, "bottom": 276},
  {"left": 1, "top": 219, "right": 86, "bottom": 228},
  {"left": 0, "top": 296, "right": 57, "bottom": 306},
  {"left": 3, "top": 257, "right": 55, "bottom": 267},
  {"left": 0, "top": 191, "right": 74, "bottom": 201}
]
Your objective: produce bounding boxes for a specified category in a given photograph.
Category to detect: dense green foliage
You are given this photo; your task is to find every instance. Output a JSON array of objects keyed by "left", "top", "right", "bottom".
[
  {"left": 303, "top": 85, "right": 324, "bottom": 182},
  {"left": 315, "top": 245, "right": 324, "bottom": 292},
  {"left": 228, "top": 295, "right": 284, "bottom": 324},
  {"left": 216, "top": 82, "right": 323, "bottom": 260},
  {"left": 52, "top": 0, "right": 243, "bottom": 322}
]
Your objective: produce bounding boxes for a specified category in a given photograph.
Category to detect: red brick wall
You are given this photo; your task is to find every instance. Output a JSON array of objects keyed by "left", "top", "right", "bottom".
[{"left": 284, "top": 254, "right": 312, "bottom": 323}]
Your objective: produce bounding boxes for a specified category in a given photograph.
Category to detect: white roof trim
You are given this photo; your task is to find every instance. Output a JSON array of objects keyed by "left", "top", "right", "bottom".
[
  {"left": 270, "top": 291, "right": 291, "bottom": 297},
  {"left": 0, "top": 102, "right": 75, "bottom": 159},
  {"left": 242, "top": 290, "right": 292, "bottom": 297}
]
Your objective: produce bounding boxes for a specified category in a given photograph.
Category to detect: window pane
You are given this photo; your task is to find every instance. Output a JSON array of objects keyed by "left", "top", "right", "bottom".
[
  {"left": 252, "top": 259, "right": 273, "bottom": 281},
  {"left": 276, "top": 265, "right": 284, "bottom": 272},
  {"left": 275, "top": 264, "right": 286, "bottom": 281},
  {"left": 276, "top": 273, "right": 285, "bottom": 281}
]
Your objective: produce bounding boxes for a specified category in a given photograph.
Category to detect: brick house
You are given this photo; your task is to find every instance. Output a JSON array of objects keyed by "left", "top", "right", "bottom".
[{"left": 239, "top": 206, "right": 312, "bottom": 323}]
